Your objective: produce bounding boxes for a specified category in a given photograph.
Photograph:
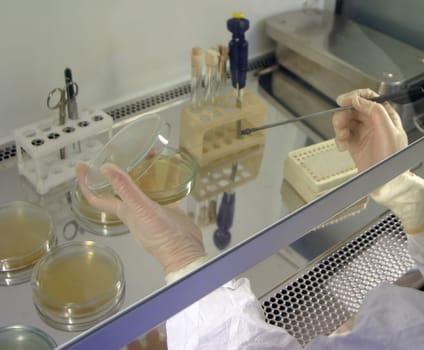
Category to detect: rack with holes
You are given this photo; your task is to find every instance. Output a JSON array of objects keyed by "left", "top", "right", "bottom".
[
  {"left": 13, "top": 110, "right": 113, "bottom": 195},
  {"left": 179, "top": 89, "right": 267, "bottom": 167},
  {"left": 192, "top": 145, "right": 264, "bottom": 202},
  {"left": 283, "top": 139, "right": 368, "bottom": 228},
  {"left": 191, "top": 145, "right": 264, "bottom": 227}
]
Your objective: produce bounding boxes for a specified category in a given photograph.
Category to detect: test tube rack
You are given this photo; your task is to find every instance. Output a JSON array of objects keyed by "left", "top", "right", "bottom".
[
  {"left": 192, "top": 145, "right": 264, "bottom": 202},
  {"left": 13, "top": 109, "right": 113, "bottom": 195},
  {"left": 179, "top": 89, "right": 267, "bottom": 167}
]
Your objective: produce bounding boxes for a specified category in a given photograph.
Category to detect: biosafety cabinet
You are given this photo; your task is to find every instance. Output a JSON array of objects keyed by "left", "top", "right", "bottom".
[{"left": 0, "top": 7, "right": 423, "bottom": 350}]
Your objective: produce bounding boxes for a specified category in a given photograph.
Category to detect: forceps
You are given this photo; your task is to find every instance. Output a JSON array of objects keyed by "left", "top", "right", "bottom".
[
  {"left": 240, "top": 84, "right": 424, "bottom": 135},
  {"left": 46, "top": 83, "right": 79, "bottom": 159}
]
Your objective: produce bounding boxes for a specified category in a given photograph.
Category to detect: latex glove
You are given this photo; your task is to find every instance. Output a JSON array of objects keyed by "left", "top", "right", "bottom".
[
  {"left": 372, "top": 171, "right": 424, "bottom": 234},
  {"left": 333, "top": 89, "right": 424, "bottom": 234},
  {"left": 333, "top": 88, "right": 408, "bottom": 172},
  {"left": 76, "top": 162, "right": 206, "bottom": 275}
]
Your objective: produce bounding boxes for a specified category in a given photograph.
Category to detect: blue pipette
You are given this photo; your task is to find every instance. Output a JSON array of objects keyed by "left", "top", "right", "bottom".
[{"left": 227, "top": 12, "right": 250, "bottom": 108}]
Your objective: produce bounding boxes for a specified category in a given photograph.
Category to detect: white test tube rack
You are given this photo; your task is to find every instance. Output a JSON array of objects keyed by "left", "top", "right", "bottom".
[{"left": 13, "top": 109, "right": 114, "bottom": 195}]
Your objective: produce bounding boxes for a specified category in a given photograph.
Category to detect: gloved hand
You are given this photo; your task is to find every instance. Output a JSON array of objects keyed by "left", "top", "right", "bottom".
[
  {"left": 333, "top": 89, "right": 424, "bottom": 235},
  {"left": 76, "top": 162, "right": 207, "bottom": 275},
  {"left": 333, "top": 88, "right": 408, "bottom": 172},
  {"left": 371, "top": 171, "right": 424, "bottom": 234}
]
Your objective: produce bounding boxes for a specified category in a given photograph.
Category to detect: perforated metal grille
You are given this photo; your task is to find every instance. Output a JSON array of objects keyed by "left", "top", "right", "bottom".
[
  {"left": 0, "top": 143, "right": 16, "bottom": 161},
  {"left": 105, "top": 83, "right": 191, "bottom": 121},
  {"left": 261, "top": 214, "right": 414, "bottom": 347}
]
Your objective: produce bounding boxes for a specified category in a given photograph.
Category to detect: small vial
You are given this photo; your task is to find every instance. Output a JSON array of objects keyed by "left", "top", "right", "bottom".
[
  {"left": 190, "top": 47, "right": 204, "bottom": 109},
  {"left": 204, "top": 48, "right": 220, "bottom": 105}
]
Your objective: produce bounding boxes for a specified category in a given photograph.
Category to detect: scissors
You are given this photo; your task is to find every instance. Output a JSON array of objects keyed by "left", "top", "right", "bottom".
[
  {"left": 46, "top": 82, "right": 79, "bottom": 159},
  {"left": 46, "top": 82, "right": 79, "bottom": 126}
]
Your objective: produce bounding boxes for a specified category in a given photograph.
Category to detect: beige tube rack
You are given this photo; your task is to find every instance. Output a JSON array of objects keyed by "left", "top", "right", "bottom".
[
  {"left": 179, "top": 89, "right": 267, "bottom": 167},
  {"left": 192, "top": 145, "right": 264, "bottom": 202}
]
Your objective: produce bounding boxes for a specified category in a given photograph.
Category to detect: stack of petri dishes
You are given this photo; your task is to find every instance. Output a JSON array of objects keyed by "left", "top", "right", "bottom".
[
  {"left": 0, "top": 201, "right": 56, "bottom": 286},
  {"left": 31, "top": 241, "right": 125, "bottom": 331}
]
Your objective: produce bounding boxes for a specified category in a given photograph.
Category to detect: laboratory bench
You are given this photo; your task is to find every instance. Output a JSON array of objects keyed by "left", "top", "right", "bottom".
[{"left": 0, "top": 67, "right": 423, "bottom": 349}]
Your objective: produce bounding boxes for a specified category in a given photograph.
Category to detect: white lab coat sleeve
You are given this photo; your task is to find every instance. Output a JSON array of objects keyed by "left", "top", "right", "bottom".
[
  {"left": 166, "top": 277, "right": 303, "bottom": 350},
  {"left": 407, "top": 234, "right": 424, "bottom": 276},
  {"left": 304, "top": 283, "right": 424, "bottom": 350},
  {"left": 165, "top": 172, "right": 424, "bottom": 350},
  {"left": 371, "top": 171, "right": 424, "bottom": 235},
  {"left": 371, "top": 171, "right": 424, "bottom": 274},
  {"left": 304, "top": 171, "right": 424, "bottom": 349}
]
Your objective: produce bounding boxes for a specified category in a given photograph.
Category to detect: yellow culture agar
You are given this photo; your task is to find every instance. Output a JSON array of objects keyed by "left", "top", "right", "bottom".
[
  {"left": 38, "top": 253, "right": 117, "bottom": 307},
  {"left": 32, "top": 242, "right": 125, "bottom": 331},
  {"left": 0, "top": 202, "right": 54, "bottom": 274},
  {"left": 72, "top": 147, "right": 197, "bottom": 236},
  {"left": 134, "top": 148, "right": 197, "bottom": 205},
  {"left": 73, "top": 186, "right": 121, "bottom": 226}
]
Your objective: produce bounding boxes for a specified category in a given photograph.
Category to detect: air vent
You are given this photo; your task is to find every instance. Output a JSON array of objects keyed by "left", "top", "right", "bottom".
[
  {"left": 0, "top": 143, "right": 17, "bottom": 162},
  {"left": 261, "top": 214, "right": 413, "bottom": 347},
  {"left": 105, "top": 83, "right": 191, "bottom": 121}
]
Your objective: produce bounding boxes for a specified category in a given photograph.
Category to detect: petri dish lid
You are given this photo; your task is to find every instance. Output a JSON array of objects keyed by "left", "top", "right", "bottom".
[
  {"left": 31, "top": 241, "right": 125, "bottom": 331},
  {"left": 85, "top": 114, "right": 171, "bottom": 191},
  {"left": 0, "top": 325, "right": 56, "bottom": 350},
  {"left": 0, "top": 201, "right": 56, "bottom": 285}
]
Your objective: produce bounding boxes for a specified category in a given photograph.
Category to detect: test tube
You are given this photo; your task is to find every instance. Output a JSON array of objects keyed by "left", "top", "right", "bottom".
[
  {"left": 204, "top": 48, "right": 220, "bottom": 105},
  {"left": 190, "top": 47, "right": 204, "bottom": 109},
  {"left": 217, "top": 45, "right": 229, "bottom": 97}
]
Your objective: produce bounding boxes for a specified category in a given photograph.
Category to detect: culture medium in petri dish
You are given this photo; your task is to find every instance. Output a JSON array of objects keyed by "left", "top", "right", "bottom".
[
  {"left": 69, "top": 183, "right": 129, "bottom": 236},
  {"left": 31, "top": 241, "right": 125, "bottom": 331},
  {"left": 0, "top": 201, "right": 56, "bottom": 286},
  {"left": 75, "top": 113, "right": 198, "bottom": 227},
  {"left": 134, "top": 147, "right": 198, "bottom": 205},
  {"left": 0, "top": 325, "right": 56, "bottom": 350}
]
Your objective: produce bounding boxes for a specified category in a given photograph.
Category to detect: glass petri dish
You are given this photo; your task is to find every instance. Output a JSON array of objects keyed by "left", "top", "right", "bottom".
[
  {"left": 85, "top": 113, "right": 171, "bottom": 192},
  {"left": 134, "top": 147, "right": 198, "bottom": 205},
  {"left": 0, "top": 201, "right": 56, "bottom": 286},
  {"left": 31, "top": 241, "right": 125, "bottom": 331},
  {"left": 71, "top": 147, "right": 197, "bottom": 234},
  {"left": 69, "top": 183, "right": 129, "bottom": 236},
  {"left": 0, "top": 325, "right": 56, "bottom": 350}
]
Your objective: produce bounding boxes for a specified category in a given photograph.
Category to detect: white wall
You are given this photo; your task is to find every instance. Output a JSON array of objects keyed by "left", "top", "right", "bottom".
[{"left": 0, "top": 0, "right": 325, "bottom": 142}]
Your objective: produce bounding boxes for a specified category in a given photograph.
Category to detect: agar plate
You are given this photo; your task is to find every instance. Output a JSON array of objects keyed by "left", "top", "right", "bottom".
[
  {"left": 0, "top": 201, "right": 56, "bottom": 286},
  {"left": 31, "top": 241, "right": 125, "bottom": 331},
  {"left": 0, "top": 325, "right": 56, "bottom": 350}
]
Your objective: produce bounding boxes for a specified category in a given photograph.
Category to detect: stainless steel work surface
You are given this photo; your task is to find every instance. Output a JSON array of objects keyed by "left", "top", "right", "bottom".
[
  {"left": 0, "top": 76, "right": 341, "bottom": 346},
  {"left": 0, "top": 71, "right": 422, "bottom": 348}
]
